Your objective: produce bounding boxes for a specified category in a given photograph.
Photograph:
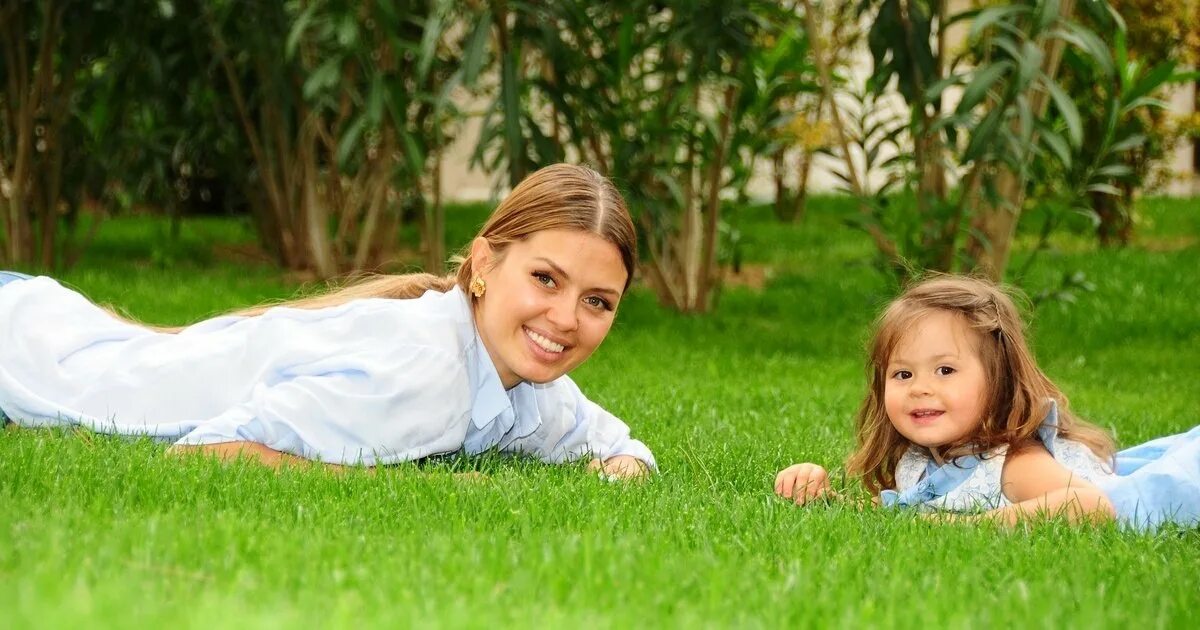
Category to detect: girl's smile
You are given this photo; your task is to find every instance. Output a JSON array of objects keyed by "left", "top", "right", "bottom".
[{"left": 908, "top": 408, "right": 945, "bottom": 425}]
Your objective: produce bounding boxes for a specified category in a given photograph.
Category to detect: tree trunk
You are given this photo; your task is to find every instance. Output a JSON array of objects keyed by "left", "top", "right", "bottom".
[
  {"left": 425, "top": 149, "right": 445, "bottom": 273},
  {"left": 695, "top": 83, "right": 739, "bottom": 313},
  {"left": 801, "top": 0, "right": 901, "bottom": 266},
  {"left": 965, "top": 0, "right": 1076, "bottom": 280}
]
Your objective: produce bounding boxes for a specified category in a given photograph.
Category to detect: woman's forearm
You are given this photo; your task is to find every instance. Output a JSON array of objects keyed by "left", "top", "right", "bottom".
[{"left": 169, "top": 441, "right": 345, "bottom": 471}]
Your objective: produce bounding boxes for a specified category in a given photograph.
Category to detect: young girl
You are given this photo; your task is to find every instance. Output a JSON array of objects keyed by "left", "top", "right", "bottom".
[
  {"left": 0, "top": 164, "right": 654, "bottom": 478},
  {"left": 775, "top": 275, "right": 1199, "bottom": 530}
]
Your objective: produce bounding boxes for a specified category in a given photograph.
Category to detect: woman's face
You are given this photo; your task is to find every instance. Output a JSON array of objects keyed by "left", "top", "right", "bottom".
[{"left": 472, "top": 229, "right": 628, "bottom": 388}]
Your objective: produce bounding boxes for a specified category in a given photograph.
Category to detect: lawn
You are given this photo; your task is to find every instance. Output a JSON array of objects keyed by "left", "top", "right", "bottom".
[{"left": 2, "top": 197, "right": 1198, "bottom": 628}]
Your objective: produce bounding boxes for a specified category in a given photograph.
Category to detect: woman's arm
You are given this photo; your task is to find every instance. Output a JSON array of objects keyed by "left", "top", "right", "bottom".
[
  {"left": 973, "top": 444, "right": 1115, "bottom": 525},
  {"left": 168, "top": 441, "right": 346, "bottom": 471}
]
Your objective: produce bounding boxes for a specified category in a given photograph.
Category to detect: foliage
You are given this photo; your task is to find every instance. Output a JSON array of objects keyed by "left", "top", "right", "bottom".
[
  {"left": 476, "top": 0, "right": 815, "bottom": 312},
  {"left": 0, "top": 0, "right": 136, "bottom": 268},
  {"left": 814, "top": 0, "right": 1178, "bottom": 281},
  {"left": 200, "top": 0, "right": 490, "bottom": 276},
  {"left": 1033, "top": 25, "right": 1197, "bottom": 250},
  {"left": 1, "top": 0, "right": 489, "bottom": 277},
  {"left": 1040, "top": 0, "right": 1200, "bottom": 246}
]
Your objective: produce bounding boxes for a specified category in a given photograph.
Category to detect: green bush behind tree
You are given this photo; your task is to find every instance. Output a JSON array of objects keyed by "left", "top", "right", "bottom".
[{"left": 0, "top": 0, "right": 1191, "bottom": 309}]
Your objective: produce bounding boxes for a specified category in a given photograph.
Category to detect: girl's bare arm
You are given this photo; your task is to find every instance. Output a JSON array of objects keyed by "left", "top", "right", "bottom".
[{"left": 979, "top": 444, "right": 1116, "bottom": 525}]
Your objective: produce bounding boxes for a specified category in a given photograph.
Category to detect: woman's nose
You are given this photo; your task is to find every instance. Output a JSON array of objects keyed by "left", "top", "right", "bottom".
[{"left": 546, "top": 295, "right": 579, "bottom": 332}]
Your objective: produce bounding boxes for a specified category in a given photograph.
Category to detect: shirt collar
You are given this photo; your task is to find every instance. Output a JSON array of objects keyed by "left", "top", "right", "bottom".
[{"left": 465, "top": 305, "right": 542, "bottom": 439}]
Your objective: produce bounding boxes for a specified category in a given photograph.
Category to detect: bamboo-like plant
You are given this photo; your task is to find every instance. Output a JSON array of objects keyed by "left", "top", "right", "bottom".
[
  {"left": 811, "top": 0, "right": 1166, "bottom": 280},
  {"left": 0, "top": 0, "right": 130, "bottom": 268},
  {"left": 202, "top": 0, "right": 489, "bottom": 276},
  {"left": 476, "top": 0, "right": 808, "bottom": 312}
]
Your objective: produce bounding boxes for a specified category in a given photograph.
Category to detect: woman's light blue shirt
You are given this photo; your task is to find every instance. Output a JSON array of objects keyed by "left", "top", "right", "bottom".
[{"left": 0, "top": 276, "right": 655, "bottom": 468}]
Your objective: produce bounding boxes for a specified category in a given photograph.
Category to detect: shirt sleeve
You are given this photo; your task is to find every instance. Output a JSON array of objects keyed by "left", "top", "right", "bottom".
[
  {"left": 174, "top": 345, "right": 472, "bottom": 466},
  {"left": 506, "top": 376, "right": 657, "bottom": 471}
]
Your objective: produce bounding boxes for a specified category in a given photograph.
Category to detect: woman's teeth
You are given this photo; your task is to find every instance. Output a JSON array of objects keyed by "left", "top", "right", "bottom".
[{"left": 526, "top": 329, "right": 565, "bottom": 353}]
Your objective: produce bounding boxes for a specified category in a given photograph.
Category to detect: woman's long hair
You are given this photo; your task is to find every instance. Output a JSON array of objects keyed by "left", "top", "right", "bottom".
[
  {"left": 145, "top": 164, "right": 635, "bottom": 323},
  {"left": 846, "top": 275, "right": 1116, "bottom": 494}
]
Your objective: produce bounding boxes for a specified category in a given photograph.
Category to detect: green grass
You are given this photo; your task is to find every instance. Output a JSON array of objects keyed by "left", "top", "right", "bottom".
[{"left": 3, "top": 197, "right": 1199, "bottom": 627}]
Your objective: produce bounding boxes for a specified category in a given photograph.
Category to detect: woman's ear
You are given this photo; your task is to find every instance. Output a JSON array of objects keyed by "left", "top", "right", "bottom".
[{"left": 469, "top": 237, "right": 493, "bottom": 275}]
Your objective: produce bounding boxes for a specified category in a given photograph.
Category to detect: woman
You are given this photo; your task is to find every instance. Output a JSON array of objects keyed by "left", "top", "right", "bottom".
[{"left": 0, "top": 164, "right": 654, "bottom": 478}]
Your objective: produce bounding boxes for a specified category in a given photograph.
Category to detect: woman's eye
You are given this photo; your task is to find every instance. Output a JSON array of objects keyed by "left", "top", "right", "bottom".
[
  {"left": 533, "top": 272, "right": 556, "bottom": 288},
  {"left": 936, "top": 366, "right": 956, "bottom": 376},
  {"left": 584, "top": 295, "right": 613, "bottom": 311}
]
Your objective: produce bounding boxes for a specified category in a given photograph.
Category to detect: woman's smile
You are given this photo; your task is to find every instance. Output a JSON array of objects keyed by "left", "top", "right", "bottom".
[{"left": 524, "top": 325, "right": 568, "bottom": 355}]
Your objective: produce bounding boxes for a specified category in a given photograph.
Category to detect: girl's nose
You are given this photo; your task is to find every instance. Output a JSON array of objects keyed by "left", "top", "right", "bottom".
[{"left": 909, "top": 375, "right": 933, "bottom": 396}]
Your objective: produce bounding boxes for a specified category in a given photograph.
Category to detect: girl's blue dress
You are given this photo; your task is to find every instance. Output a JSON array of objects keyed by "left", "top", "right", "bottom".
[
  {"left": 1099, "top": 425, "right": 1200, "bottom": 530},
  {"left": 882, "top": 401, "right": 1200, "bottom": 531}
]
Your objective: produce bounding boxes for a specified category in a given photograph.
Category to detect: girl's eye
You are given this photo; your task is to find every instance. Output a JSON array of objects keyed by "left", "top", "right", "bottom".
[
  {"left": 584, "top": 295, "right": 613, "bottom": 311},
  {"left": 936, "top": 366, "right": 956, "bottom": 376},
  {"left": 533, "top": 272, "right": 556, "bottom": 288},
  {"left": 891, "top": 370, "right": 912, "bottom": 380}
]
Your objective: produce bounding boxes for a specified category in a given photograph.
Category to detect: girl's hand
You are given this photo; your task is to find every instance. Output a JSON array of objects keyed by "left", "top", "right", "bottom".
[
  {"left": 774, "top": 462, "right": 831, "bottom": 504},
  {"left": 588, "top": 455, "right": 649, "bottom": 480}
]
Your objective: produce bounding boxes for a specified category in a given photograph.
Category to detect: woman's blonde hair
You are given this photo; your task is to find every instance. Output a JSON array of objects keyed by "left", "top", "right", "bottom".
[
  {"left": 229, "top": 163, "right": 636, "bottom": 316},
  {"left": 846, "top": 274, "right": 1115, "bottom": 494}
]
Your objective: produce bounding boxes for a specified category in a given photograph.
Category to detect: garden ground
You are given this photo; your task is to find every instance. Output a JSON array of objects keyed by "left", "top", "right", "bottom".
[{"left": 2, "top": 197, "right": 1198, "bottom": 627}]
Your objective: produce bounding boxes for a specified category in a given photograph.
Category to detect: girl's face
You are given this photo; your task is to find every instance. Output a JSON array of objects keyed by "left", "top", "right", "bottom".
[
  {"left": 883, "top": 310, "right": 988, "bottom": 455},
  {"left": 472, "top": 229, "right": 628, "bottom": 389}
]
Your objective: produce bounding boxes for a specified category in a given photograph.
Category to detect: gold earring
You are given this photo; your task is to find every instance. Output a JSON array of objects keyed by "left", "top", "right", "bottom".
[{"left": 469, "top": 277, "right": 486, "bottom": 298}]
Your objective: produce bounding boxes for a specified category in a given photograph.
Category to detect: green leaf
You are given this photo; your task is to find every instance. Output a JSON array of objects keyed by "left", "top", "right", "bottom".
[
  {"left": 1040, "top": 128, "right": 1072, "bottom": 169},
  {"left": 366, "top": 75, "right": 385, "bottom": 124},
  {"left": 963, "top": 110, "right": 1003, "bottom": 162},
  {"left": 1054, "top": 23, "right": 1113, "bottom": 77},
  {"left": 925, "top": 74, "right": 965, "bottom": 103},
  {"left": 417, "top": 7, "right": 445, "bottom": 82},
  {"left": 1121, "top": 96, "right": 1169, "bottom": 115},
  {"left": 1095, "top": 163, "right": 1133, "bottom": 179},
  {"left": 1035, "top": 0, "right": 1060, "bottom": 33},
  {"left": 400, "top": 129, "right": 426, "bottom": 176},
  {"left": 1087, "top": 182, "right": 1121, "bottom": 196},
  {"left": 337, "top": 15, "right": 357, "bottom": 47},
  {"left": 335, "top": 115, "right": 368, "bottom": 167},
  {"left": 1124, "top": 60, "right": 1178, "bottom": 105},
  {"left": 969, "top": 6, "right": 1027, "bottom": 43},
  {"left": 955, "top": 61, "right": 1010, "bottom": 115},
  {"left": 461, "top": 9, "right": 491, "bottom": 85},
  {"left": 1109, "top": 134, "right": 1146, "bottom": 154},
  {"left": 618, "top": 13, "right": 635, "bottom": 80},
  {"left": 285, "top": 4, "right": 317, "bottom": 58},
  {"left": 1044, "top": 79, "right": 1081, "bottom": 147},
  {"left": 303, "top": 58, "right": 341, "bottom": 100}
]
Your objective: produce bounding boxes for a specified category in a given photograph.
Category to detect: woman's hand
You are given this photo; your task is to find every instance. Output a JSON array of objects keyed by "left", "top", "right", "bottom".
[
  {"left": 588, "top": 455, "right": 649, "bottom": 480},
  {"left": 774, "top": 462, "right": 831, "bottom": 504}
]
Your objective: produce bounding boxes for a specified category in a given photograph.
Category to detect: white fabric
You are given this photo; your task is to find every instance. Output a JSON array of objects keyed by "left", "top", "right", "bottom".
[
  {"left": 0, "top": 277, "right": 655, "bottom": 468},
  {"left": 894, "top": 406, "right": 1114, "bottom": 512}
]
